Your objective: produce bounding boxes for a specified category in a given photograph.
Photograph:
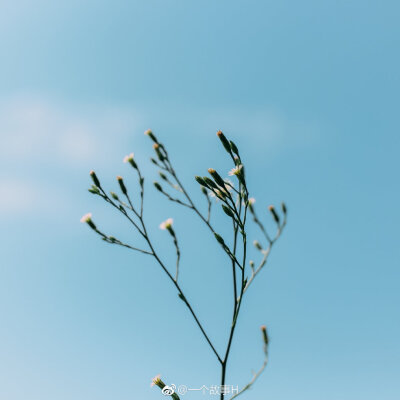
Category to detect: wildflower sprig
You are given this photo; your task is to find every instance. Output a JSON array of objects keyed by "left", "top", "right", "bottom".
[{"left": 81, "top": 129, "right": 287, "bottom": 400}]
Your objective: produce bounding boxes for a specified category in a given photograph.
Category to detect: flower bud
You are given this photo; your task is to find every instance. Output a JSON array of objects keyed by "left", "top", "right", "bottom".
[
  {"left": 159, "top": 172, "right": 168, "bottom": 181},
  {"left": 89, "top": 170, "right": 100, "bottom": 187},
  {"left": 222, "top": 204, "right": 234, "bottom": 218},
  {"left": 110, "top": 191, "right": 119, "bottom": 200},
  {"left": 281, "top": 201, "right": 287, "bottom": 215},
  {"left": 117, "top": 176, "right": 128, "bottom": 195},
  {"left": 249, "top": 260, "right": 255, "bottom": 269},
  {"left": 268, "top": 205, "right": 280, "bottom": 224},
  {"left": 203, "top": 177, "right": 218, "bottom": 190},
  {"left": 214, "top": 233, "right": 225, "bottom": 246},
  {"left": 201, "top": 186, "right": 207, "bottom": 195},
  {"left": 153, "top": 143, "right": 165, "bottom": 161},
  {"left": 154, "top": 182, "right": 163, "bottom": 192},
  {"left": 208, "top": 168, "right": 226, "bottom": 188},
  {"left": 88, "top": 185, "right": 100, "bottom": 195},
  {"left": 144, "top": 129, "right": 158, "bottom": 143},
  {"left": 230, "top": 140, "right": 239, "bottom": 155},
  {"left": 261, "top": 325, "right": 269, "bottom": 346},
  {"left": 195, "top": 176, "right": 206, "bottom": 186},
  {"left": 216, "top": 130, "right": 232, "bottom": 153},
  {"left": 253, "top": 240, "right": 263, "bottom": 250}
]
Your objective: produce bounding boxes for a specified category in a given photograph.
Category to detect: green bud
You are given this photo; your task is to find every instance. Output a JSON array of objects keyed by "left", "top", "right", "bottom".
[
  {"left": 203, "top": 177, "right": 218, "bottom": 189},
  {"left": 117, "top": 176, "right": 128, "bottom": 195},
  {"left": 281, "top": 201, "right": 287, "bottom": 215},
  {"left": 154, "top": 182, "right": 163, "bottom": 192},
  {"left": 261, "top": 325, "right": 269, "bottom": 347},
  {"left": 110, "top": 191, "right": 119, "bottom": 200},
  {"left": 89, "top": 170, "right": 100, "bottom": 187},
  {"left": 178, "top": 293, "right": 186, "bottom": 301},
  {"left": 208, "top": 168, "right": 226, "bottom": 188},
  {"left": 88, "top": 185, "right": 100, "bottom": 195},
  {"left": 159, "top": 172, "right": 168, "bottom": 181},
  {"left": 253, "top": 240, "right": 263, "bottom": 250},
  {"left": 153, "top": 143, "right": 165, "bottom": 161},
  {"left": 222, "top": 204, "right": 235, "bottom": 218},
  {"left": 230, "top": 140, "right": 239, "bottom": 155},
  {"left": 195, "top": 176, "right": 206, "bottom": 186},
  {"left": 216, "top": 130, "right": 232, "bottom": 154},
  {"left": 201, "top": 186, "right": 207, "bottom": 195},
  {"left": 214, "top": 233, "right": 225, "bottom": 245},
  {"left": 268, "top": 205, "right": 280, "bottom": 224}
]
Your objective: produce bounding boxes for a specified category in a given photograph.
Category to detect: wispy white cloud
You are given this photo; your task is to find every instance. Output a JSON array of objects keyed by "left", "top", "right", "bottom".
[
  {"left": 0, "top": 95, "right": 143, "bottom": 218},
  {"left": 0, "top": 95, "right": 141, "bottom": 166}
]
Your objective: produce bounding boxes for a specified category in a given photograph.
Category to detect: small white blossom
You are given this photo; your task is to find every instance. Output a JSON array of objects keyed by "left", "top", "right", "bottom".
[
  {"left": 123, "top": 153, "right": 134, "bottom": 163},
  {"left": 80, "top": 213, "right": 92, "bottom": 223},
  {"left": 249, "top": 197, "right": 256, "bottom": 205},
  {"left": 151, "top": 374, "right": 161, "bottom": 387},
  {"left": 228, "top": 164, "right": 243, "bottom": 176},
  {"left": 159, "top": 218, "right": 173, "bottom": 230}
]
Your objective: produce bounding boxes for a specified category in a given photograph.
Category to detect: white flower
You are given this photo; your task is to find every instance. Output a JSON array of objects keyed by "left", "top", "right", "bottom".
[
  {"left": 228, "top": 164, "right": 243, "bottom": 176},
  {"left": 159, "top": 218, "right": 173, "bottom": 230},
  {"left": 151, "top": 374, "right": 161, "bottom": 387},
  {"left": 249, "top": 197, "right": 256, "bottom": 205},
  {"left": 123, "top": 153, "right": 134, "bottom": 163},
  {"left": 80, "top": 213, "right": 92, "bottom": 223}
]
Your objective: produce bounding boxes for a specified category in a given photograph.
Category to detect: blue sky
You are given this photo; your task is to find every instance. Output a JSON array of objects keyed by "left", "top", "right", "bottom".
[{"left": 0, "top": 1, "right": 399, "bottom": 399}]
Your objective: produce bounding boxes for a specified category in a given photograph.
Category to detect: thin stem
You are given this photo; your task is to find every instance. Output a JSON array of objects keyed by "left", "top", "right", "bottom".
[{"left": 139, "top": 214, "right": 223, "bottom": 364}]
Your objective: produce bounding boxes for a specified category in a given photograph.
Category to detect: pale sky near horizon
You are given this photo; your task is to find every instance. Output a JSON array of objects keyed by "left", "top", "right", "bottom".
[{"left": 0, "top": 1, "right": 399, "bottom": 400}]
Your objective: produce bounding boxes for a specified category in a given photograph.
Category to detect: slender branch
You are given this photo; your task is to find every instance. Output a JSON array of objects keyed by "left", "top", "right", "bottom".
[{"left": 244, "top": 215, "right": 287, "bottom": 293}]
